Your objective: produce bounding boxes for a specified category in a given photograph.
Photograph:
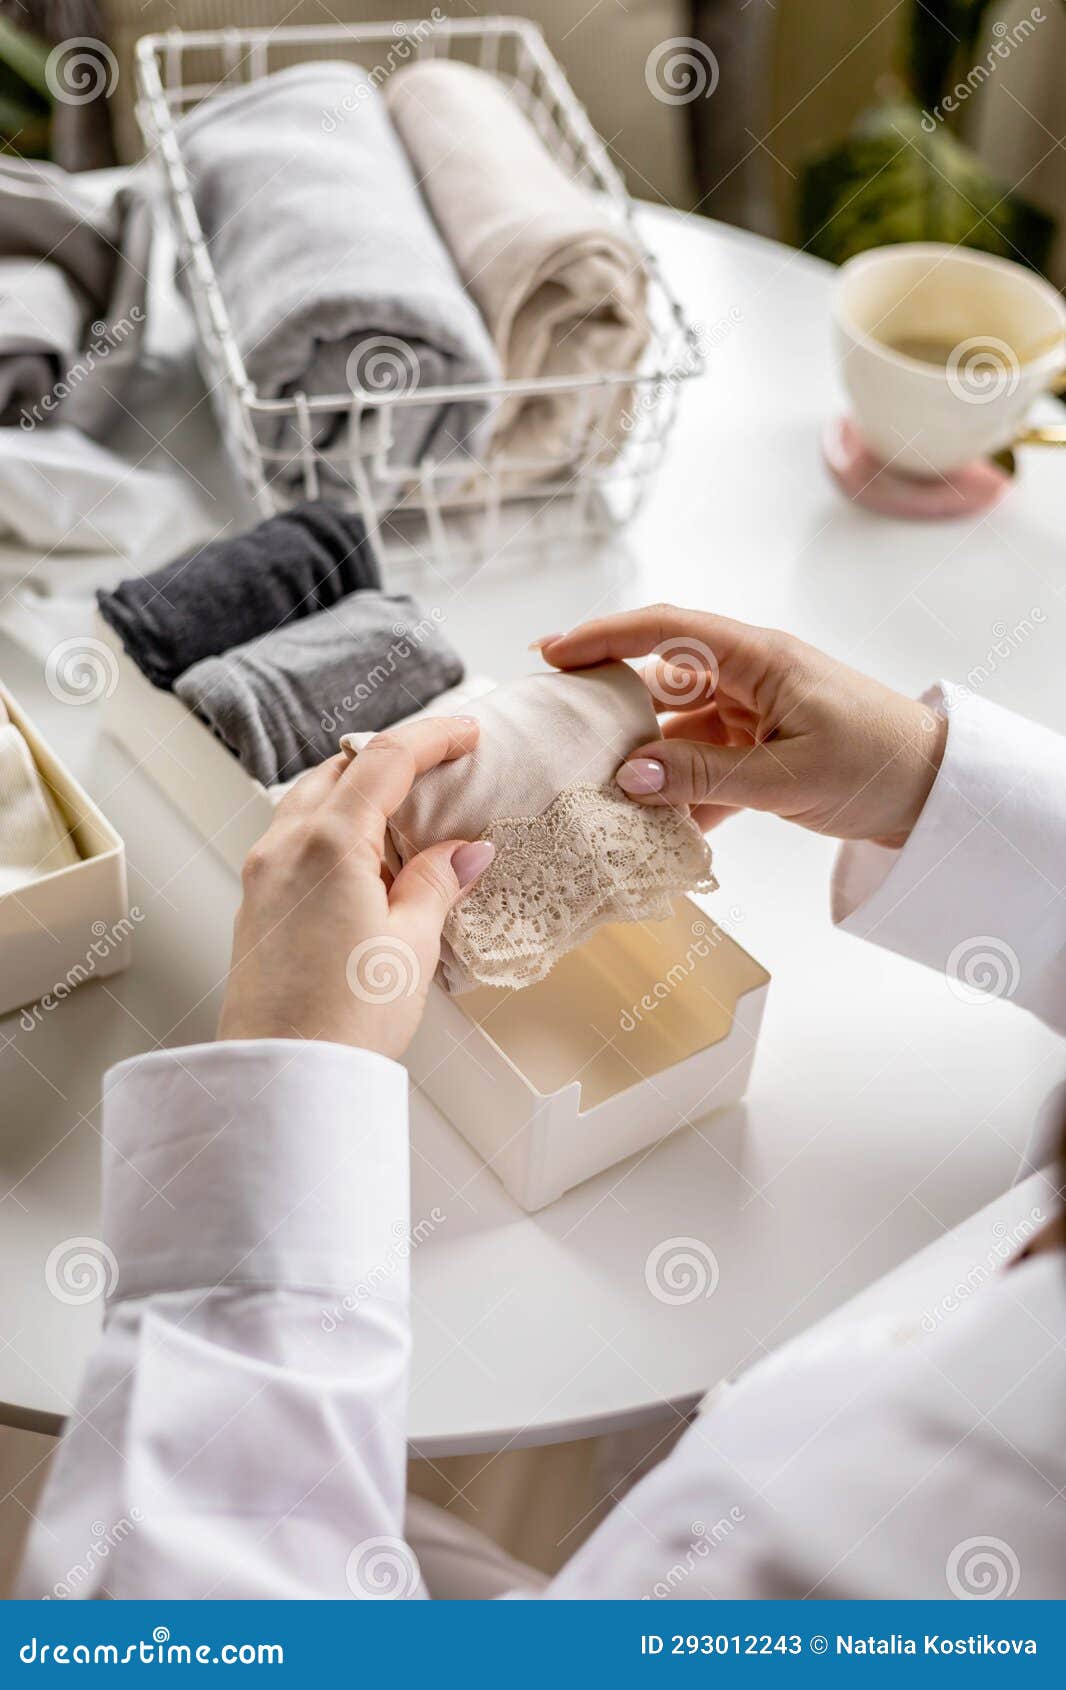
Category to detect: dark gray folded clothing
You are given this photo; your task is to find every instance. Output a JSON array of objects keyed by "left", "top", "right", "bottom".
[
  {"left": 97, "top": 502, "right": 381, "bottom": 691},
  {"left": 174, "top": 591, "right": 465, "bottom": 785},
  {"left": 175, "top": 61, "right": 500, "bottom": 490}
]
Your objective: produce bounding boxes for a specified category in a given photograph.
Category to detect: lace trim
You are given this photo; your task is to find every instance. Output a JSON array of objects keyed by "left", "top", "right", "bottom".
[{"left": 443, "top": 781, "right": 716, "bottom": 990}]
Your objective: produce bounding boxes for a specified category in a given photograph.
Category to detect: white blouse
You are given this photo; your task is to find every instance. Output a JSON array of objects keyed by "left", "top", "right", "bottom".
[{"left": 17, "top": 682, "right": 1066, "bottom": 1599}]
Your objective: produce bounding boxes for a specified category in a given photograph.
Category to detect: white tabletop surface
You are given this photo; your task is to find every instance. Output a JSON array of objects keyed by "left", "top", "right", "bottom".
[{"left": 1, "top": 207, "right": 1064, "bottom": 1452}]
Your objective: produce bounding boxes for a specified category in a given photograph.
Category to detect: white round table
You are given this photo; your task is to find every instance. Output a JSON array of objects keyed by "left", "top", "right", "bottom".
[{"left": 1, "top": 207, "right": 1063, "bottom": 1451}]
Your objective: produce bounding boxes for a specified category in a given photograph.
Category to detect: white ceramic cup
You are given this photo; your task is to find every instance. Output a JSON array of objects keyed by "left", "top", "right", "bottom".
[{"left": 833, "top": 243, "right": 1066, "bottom": 475}]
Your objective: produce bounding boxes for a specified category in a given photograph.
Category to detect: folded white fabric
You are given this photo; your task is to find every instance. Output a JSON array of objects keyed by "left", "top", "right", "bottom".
[
  {"left": 345, "top": 663, "right": 715, "bottom": 992},
  {"left": 386, "top": 61, "right": 651, "bottom": 480},
  {"left": 0, "top": 425, "right": 206, "bottom": 558},
  {"left": 0, "top": 721, "right": 80, "bottom": 895}
]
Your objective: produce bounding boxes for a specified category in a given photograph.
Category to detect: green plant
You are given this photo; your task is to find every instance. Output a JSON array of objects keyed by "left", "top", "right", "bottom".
[
  {"left": 0, "top": 14, "right": 54, "bottom": 158},
  {"left": 797, "top": 0, "right": 1057, "bottom": 270}
]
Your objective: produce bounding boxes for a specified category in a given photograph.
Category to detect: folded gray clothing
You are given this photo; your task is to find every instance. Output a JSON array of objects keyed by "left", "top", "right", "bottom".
[
  {"left": 174, "top": 590, "right": 465, "bottom": 785},
  {"left": 0, "top": 157, "right": 151, "bottom": 439},
  {"left": 0, "top": 260, "right": 87, "bottom": 427},
  {"left": 175, "top": 62, "right": 500, "bottom": 489}
]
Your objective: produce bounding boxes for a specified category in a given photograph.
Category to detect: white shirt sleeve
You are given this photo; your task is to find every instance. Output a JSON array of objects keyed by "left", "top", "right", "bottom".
[
  {"left": 16, "top": 1039, "right": 422, "bottom": 1601},
  {"left": 832, "top": 683, "right": 1066, "bottom": 1036}
]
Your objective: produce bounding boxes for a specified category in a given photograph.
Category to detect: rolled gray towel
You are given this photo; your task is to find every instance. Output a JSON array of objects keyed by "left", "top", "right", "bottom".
[
  {"left": 174, "top": 590, "right": 465, "bottom": 785},
  {"left": 176, "top": 62, "right": 501, "bottom": 494}
]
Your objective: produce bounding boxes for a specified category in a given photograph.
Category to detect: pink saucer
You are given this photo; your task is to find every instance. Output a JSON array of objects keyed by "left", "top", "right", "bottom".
[{"left": 822, "top": 415, "right": 1012, "bottom": 519}]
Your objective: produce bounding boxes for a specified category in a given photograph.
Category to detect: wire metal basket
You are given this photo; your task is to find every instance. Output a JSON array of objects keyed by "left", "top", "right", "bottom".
[{"left": 135, "top": 17, "right": 704, "bottom": 564}]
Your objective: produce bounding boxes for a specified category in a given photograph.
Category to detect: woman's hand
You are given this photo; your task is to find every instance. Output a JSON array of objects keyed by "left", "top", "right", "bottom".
[
  {"left": 218, "top": 716, "right": 494, "bottom": 1061},
  {"left": 536, "top": 606, "right": 947, "bottom": 847}
]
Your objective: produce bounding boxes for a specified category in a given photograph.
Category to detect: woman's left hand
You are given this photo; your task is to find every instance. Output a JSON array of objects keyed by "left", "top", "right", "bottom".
[{"left": 217, "top": 716, "right": 495, "bottom": 1061}]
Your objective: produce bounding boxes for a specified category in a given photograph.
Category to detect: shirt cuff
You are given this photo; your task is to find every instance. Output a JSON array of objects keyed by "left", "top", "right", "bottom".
[
  {"left": 831, "top": 683, "right": 1066, "bottom": 1019},
  {"left": 100, "top": 1040, "right": 409, "bottom": 1303}
]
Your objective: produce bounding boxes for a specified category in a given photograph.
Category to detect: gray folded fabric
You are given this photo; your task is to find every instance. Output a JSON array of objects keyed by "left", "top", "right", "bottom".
[
  {"left": 175, "top": 62, "right": 500, "bottom": 493},
  {"left": 174, "top": 590, "right": 465, "bottom": 786},
  {"left": 0, "top": 156, "right": 151, "bottom": 438},
  {"left": 0, "top": 260, "right": 87, "bottom": 427}
]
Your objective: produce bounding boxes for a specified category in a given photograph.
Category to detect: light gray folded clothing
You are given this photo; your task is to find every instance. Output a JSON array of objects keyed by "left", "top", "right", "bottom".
[
  {"left": 0, "top": 156, "right": 151, "bottom": 438},
  {"left": 387, "top": 60, "right": 651, "bottom": 482},
  {"left": 175, "top": 62, "right": 500, "bottom": 493},
  {"left": 174, "top": 590, "right": 465, "bottom": 786}
]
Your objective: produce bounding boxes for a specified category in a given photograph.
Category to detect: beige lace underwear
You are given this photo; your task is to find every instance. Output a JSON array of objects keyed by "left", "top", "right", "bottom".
[
  {"left": 442, "top": 781, "right": 715, "bottom": 990},
  {"left": 345, "top": 662, "right": 717, "bottom": 994}
]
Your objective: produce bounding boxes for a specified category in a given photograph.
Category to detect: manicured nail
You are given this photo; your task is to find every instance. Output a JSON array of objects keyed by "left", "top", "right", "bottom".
[
  {"left": 452, "top": 840, "right": 496, "bottom": 888},
  {"left": 528, "top": 633, "right": 564, "bottom": 651},
  {"left": 616, "top": 758, "right": 666, "bottom": 795},
  {"left": 450, "top": 715, "right": 479, "bottom": 726}
]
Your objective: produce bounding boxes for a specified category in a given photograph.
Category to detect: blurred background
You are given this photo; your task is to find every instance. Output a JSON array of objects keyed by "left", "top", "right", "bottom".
[{"left": 2, "top": 0, "right": 1065, "bottom": 284}]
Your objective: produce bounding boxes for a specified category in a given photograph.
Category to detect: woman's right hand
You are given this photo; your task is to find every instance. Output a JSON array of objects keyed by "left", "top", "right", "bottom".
[{"left": 536, "top": 606, "right": 947, "bottom": 848}]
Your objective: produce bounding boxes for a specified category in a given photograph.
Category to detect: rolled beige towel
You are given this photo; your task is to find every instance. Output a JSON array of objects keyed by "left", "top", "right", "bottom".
[{"left": 387, "top": 60, "right": 651, "bottom": 481}]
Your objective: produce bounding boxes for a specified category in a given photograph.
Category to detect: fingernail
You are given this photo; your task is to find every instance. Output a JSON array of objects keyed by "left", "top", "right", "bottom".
[
  {"left": 616, "top": 758, "right": 666, "bottom": 795},
  {"left": 450, "top": 715, "right": 479, "bottom": 726},
  {"left": 528, "top": 633, "right": 564, "bottom": 651},
  {"left": 452, "top": 840, "right": 496, "bottom": 888}
]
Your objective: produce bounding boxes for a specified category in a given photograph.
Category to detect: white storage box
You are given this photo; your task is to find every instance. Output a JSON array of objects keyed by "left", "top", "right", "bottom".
[
  {"left": 0, "top": 682, "right": 130, "bottom": 1019},
  {"left": 96, "top": 618, "right": 769, "bottom": 1208},
  {"left": 406, "top": 905, "right": 768, "bottom": 1209}
]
